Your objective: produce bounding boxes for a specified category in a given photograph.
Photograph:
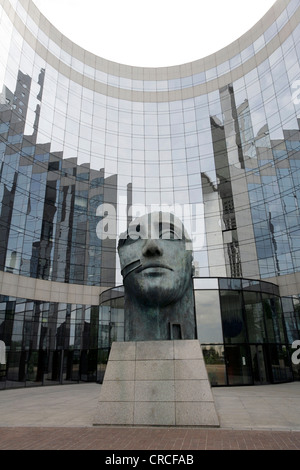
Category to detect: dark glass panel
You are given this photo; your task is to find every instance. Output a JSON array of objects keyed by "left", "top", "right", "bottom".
[
  {"left": 243, "top": 291, "right": 266, "bottom": 343},
  {"left": 220, "top": 290, "right": 246, "bottom": 343},
  {"left": 225, "top": 344, "right": 252, "bottom": 385},
  {"left": 262, "top": 294, "right": 286, "bottom": 343},
  {"left": 281, "top": 296, "right": 299, "bottom": 343},
  {"left": 219, "top": 278, "right": 241, "bottom": 290},
  {"left": 269, "top": 344, "right": 293, "bottom": 383},
  {"left": 250, "top": 345, "right": 270, "bottom": 384}
]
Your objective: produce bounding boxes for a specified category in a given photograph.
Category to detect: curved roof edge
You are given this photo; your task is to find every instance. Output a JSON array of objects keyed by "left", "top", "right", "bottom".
[{"left": 23, "top": 0, "right": 288, "bottom": 78}]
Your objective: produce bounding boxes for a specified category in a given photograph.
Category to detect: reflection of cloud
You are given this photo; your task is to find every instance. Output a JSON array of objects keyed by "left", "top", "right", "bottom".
[
  {"left": 195, "top": 290, "right": 223, "bottom": 343},
  {"left": 196, "top": 290, "right": 220, "bottom": 324}
]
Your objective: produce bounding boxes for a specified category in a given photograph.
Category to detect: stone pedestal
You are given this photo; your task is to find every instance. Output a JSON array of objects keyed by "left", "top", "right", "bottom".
[{"left": 94, "top": 340, "right": 219, "bottom": 427}]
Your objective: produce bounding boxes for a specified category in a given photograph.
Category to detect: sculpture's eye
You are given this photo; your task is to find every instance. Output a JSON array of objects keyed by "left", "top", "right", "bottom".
[
  {"left": 159, "top": 223, "right": 182, "bottom": 240},
  {"left": 121, "top": 222, "right": 144, "bottom": 245}
]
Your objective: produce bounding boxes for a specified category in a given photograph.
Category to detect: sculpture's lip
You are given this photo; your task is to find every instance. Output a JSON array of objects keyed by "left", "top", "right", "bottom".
[{"left": 137, "top": 263, "right": 173, "bottom": 272}]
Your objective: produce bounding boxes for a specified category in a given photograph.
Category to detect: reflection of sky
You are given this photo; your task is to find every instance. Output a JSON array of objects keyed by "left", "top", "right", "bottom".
[
  {"left": 195, "top": 290, "right": 223, "bottom": 344},
  {"left": 1, "top": 20, "right": 298, "bottom": 191},
  {"left": 0, "top": 2, "right": 298, "bottom": 169}
]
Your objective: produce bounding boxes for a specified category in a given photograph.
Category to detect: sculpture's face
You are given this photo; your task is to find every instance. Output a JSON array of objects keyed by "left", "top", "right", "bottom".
[{"left": 118, "top": 212, "right": 193, "bottom": 307}]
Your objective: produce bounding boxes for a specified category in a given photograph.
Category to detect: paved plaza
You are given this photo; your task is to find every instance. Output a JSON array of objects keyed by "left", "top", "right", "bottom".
[{"left": 0, "top": 381, "right": 299, "bottom": 450}]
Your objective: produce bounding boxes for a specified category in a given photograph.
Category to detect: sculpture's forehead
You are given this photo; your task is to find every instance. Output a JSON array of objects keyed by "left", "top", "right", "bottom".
[
  {"left": 141, "top": 212, "right": 184, "bottom": 237},
  {"left": 119, "top": 212, "right": 188, "bottom": 242},
  {"left": 136, "top": 211, "right": 183, "bottom": 228}
]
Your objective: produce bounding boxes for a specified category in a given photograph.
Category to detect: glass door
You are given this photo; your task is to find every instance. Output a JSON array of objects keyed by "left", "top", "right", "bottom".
[
  {"left": 225, "top": 345, "right": 252, "bottom": 385},
  {"left": 250, "top": 345, "right": 270, "bottom": 384}
]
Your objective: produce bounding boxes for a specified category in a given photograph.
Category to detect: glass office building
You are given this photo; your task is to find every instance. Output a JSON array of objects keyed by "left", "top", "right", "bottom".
[{"left": 0, "top": 0, "right": 299, "bottom": 388}]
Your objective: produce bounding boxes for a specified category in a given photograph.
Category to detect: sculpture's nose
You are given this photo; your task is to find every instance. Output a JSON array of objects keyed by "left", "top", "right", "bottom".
[{"left": 142, "top": 239, "right": 163, "bottom": 257}]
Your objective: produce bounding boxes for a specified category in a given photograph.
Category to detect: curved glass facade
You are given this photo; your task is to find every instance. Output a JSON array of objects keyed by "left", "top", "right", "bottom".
[
  {"left": 0, "top": 0, "right": 299, "bottom": 387},
  {"left": 100, "top": 277, "right": 300, "bottom": 386}
]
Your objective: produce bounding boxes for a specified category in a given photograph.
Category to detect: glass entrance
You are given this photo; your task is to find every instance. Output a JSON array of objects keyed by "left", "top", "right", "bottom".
[
  {"left": 225, "top": 345, "right": 252, "bottom": 385},
  {"left": 250, "top": 345, "right": 270, "bottom": 384}
]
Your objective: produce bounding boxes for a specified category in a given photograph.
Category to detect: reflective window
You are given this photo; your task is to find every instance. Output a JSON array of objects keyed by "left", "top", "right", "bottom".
[
  {"left": 244, "top": 291, "right": 266, "bottom": 343},
  {"left": 202, "top": 345, "right": 226, "bottom": 386},
  {"left": 220, "top": 290, "right": 246, "bottom": 343},
  {"left": 225, "top": 345, "right": 252, "bottom": 385},
  {"left": 195, "top": 290, "right": 223, "bottom": 343}
]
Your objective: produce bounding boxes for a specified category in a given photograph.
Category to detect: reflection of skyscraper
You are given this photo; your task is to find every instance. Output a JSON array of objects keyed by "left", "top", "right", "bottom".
[
  {"left": 210, "top": 112, "right": 242, "bottom": 278},
  {"left": 0, "top": 0, "right": 299, "bottom": 388},
  {"left": 0, "top": 70, "right": 117, "bottom": 286}
]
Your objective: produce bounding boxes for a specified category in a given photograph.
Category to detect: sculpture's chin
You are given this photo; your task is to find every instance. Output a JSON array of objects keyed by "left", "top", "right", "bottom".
[{"left": 127, "top": 283, "right": 185, "bottom": 308}]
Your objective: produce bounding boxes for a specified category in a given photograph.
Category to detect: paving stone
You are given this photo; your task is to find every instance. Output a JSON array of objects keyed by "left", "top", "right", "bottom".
[{"left": 0, "top": 376, "right": 300, "bottom": 450}]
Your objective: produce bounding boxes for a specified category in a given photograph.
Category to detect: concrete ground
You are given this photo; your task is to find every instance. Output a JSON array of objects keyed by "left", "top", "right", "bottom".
[{"left": 0, "top": 381, "right": 299, "bottom": 449}]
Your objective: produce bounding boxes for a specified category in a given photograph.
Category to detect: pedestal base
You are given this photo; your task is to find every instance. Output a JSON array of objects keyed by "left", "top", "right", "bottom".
[{"left": 94, "top": 340, "right": 219, "bottom": 427}]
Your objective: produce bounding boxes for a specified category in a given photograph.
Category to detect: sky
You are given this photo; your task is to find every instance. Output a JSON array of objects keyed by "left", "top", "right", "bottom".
[{"left": 32, "top": 0, "right": 276, "bottom": 68}]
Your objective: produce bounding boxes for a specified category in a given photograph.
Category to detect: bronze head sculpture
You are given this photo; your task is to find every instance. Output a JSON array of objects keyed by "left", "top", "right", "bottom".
[{"left": 118, "top": 211, "right": 197, "bottom": 341}]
